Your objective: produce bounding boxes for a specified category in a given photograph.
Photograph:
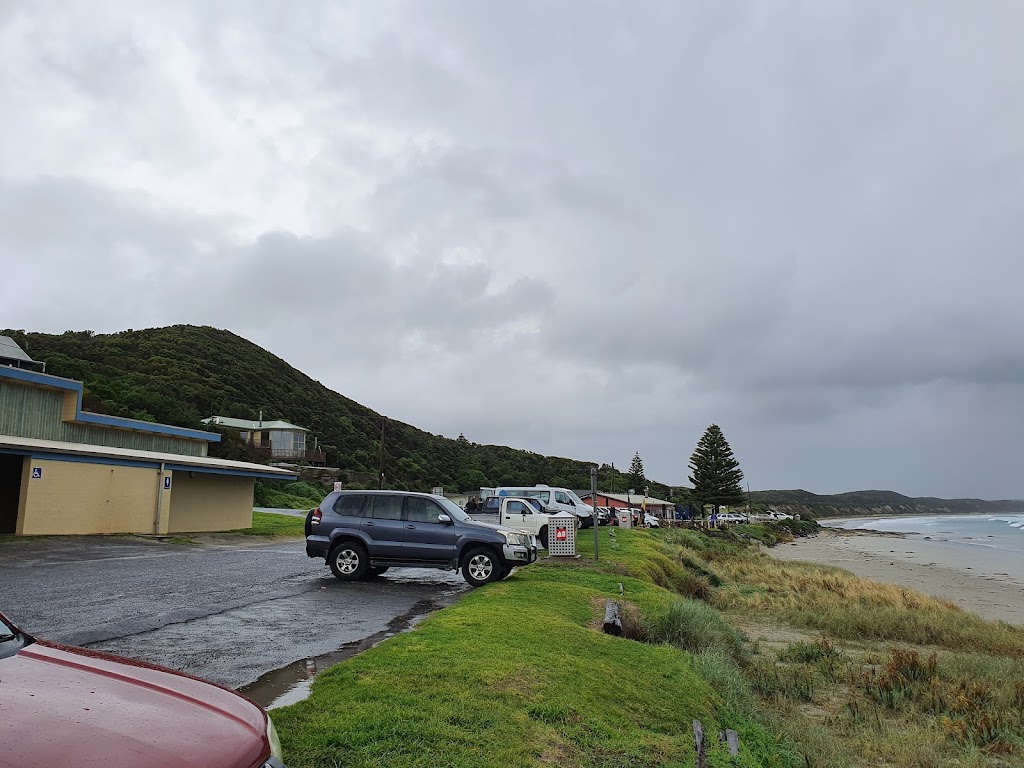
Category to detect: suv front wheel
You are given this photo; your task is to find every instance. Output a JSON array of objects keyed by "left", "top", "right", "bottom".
[
  {"left": 329, "top": 540, "right": 370, "bottom": 581},
  {"left": 461, "top": 546, "right": 502, "bottom": 587}
]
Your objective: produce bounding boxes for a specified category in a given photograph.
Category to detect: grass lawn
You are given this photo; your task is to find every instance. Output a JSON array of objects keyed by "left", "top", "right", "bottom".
[
  {"left": 272, "top": 528, "right": 801, "bottom": 768},
  {"left": 272, "top": 520, "right": 1024, "bottom": 767}
]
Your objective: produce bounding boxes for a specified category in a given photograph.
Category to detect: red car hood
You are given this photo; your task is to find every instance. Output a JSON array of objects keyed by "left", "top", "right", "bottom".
[{"left": 0, "top": 641, "right": 269, "bottom": 768}]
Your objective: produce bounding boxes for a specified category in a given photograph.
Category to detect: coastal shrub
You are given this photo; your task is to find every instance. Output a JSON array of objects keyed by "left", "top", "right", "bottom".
[
  {"left": 749, "top": 660, "right": 819, "bottom": 703},
  {"left": 778, "top": 637, "right": 840, "bottom": 665},
  {"left": 643, "top": 598, "right": 747, "bottom": 661}
]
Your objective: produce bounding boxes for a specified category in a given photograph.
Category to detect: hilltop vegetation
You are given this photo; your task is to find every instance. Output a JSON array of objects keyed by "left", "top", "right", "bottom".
[
  {"left": 4, "top": 326, "right": 666, "bottom": 495},
  {"left": 749, "top": 488, "right": 1024, "bottom": 518},
  {"left": 6, "top": 326, "right": 1017, "bottom": 513}
]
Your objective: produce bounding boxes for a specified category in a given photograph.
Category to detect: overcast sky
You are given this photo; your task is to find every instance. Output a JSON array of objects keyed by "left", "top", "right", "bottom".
[{"left": 2, "top": 1, "right": 1022, "bottom": 499}]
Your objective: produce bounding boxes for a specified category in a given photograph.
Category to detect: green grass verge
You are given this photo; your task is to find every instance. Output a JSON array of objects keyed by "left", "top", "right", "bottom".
[
  {"left": 272, "top": 528, "right": 800, "bottom": 768},
  {"left": 254, "top": 480, "right": 326, "bottom": 510},
  {"left": 227, "top": 511, "right": 306, "bottom": 537}
]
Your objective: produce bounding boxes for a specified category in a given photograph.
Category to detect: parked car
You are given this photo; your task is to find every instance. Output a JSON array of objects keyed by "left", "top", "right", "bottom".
[
  {"left": 305, "top": 491, "right": 538, "bottom": 587},
  {"left": 643, "top": 512, "right": 661, "bottom": 528},
  {"left": 595, "top": 506, "right": 615, "bottom": 526},
  {"left": 715, "top": 512, "right": 749, "bottom": 524},
  {"left": 0, "top": 611, "right": 286, "bottom": 768}
]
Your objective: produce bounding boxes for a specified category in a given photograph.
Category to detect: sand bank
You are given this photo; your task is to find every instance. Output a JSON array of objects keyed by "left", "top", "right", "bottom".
[{"left": 767, "top": 529, "right": 1024, "bottom": 626}]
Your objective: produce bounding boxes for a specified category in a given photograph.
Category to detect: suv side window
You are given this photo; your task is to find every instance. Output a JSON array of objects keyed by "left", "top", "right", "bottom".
[
  {"left": 507, "top": 500, "right": 531, "bottom": 514},
  {"left": 333, "top": 494, "right": 367, "bottom": 517},
  {"left": 367, "top": 495, "right": 403, "bottom": 520},
  {"left": 405, "top": 497, "right": 444, "bottom": 523}
]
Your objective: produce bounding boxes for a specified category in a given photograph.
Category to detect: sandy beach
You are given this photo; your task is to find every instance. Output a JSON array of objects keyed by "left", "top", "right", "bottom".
[{"left": 768, "top": 528, "right": 1024, "bottom": 626}]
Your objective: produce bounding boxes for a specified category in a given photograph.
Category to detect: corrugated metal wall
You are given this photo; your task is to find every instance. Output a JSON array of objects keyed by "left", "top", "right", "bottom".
[
  {"left": 0, "top": 381, "right": 205, "bottom": 457},
  {"left": 0, "top": 383, "right": 62, "bottom": 440}
]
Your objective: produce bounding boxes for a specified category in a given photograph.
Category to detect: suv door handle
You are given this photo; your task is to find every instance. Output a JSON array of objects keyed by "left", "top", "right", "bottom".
[
  {"left": 365, "top": 521, "right": 375, "bottom": 527},
  {"left": 406, "top": 524, "right": 416, "bottom": 529}
]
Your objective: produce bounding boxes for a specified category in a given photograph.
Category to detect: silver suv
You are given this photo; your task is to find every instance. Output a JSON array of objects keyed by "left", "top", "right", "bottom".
[{"left": 305, "top": 491, "right": 538, "bottom": 587}]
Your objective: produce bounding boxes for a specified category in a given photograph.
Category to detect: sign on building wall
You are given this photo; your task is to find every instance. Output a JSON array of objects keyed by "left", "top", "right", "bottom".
[
  {"left": 164, "top": 476, "right": 171, "bottom": 490},
  {"left": 31, "top": 467, "right": 42, "bottom": 479}
]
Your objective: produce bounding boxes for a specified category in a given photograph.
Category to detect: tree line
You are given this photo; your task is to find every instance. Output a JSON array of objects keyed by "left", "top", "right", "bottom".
[{"left": 4, "top": 327, "right": 749, "bottom": 506}]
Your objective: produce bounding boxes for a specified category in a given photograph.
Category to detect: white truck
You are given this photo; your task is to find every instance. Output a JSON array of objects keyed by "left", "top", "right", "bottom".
[
  {"left": 494, "top": 484, "right": 595, "bottom": 528},
  {"left": 492, "top": 496, "right": 578, "bottom": 549}
]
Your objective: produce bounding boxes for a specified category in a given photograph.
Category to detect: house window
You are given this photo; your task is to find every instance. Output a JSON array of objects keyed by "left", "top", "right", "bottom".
[{"left": 269, "top": 430, "right": 307, "bottom": 454}]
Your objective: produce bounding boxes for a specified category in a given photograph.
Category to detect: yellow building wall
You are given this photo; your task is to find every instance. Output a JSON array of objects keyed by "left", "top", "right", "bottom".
[
  {"left": 17, "top": 458, "right": 165, "bottom": 536},
  {"left": 166, "top": 472, "right": 254, "bottom": 533}
]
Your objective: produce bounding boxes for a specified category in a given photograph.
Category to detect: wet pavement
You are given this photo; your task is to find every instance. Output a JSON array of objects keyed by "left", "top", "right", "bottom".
[{"left": 0, "top": 536, "right": 467, "bottom": 693}]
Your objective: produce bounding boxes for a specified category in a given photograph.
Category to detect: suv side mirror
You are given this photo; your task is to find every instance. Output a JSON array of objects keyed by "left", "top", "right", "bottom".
[{"left": 437, "top": 514, "right": 452, "bottom": 525}]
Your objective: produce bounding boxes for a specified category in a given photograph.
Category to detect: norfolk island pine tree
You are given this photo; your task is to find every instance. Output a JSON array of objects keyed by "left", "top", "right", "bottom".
[{"left": 688, "top": 424, "right": 745, "bottom": 515}]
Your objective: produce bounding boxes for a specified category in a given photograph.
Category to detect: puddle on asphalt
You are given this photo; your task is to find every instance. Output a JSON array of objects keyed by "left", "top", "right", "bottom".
[{"left": 240, "top": 598, "right": 441, "bottom": 709}]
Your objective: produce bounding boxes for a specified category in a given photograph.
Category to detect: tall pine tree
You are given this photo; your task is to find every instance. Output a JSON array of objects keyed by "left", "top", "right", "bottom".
[
  {"left": 627, "top": 451, "right": 646, "bottom": 494},
  {"left": 688, "top": 425, "right": 745, "bottom": 514}
]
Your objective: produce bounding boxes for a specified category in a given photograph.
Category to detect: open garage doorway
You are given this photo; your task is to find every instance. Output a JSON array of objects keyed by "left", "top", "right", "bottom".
[{"left": 0, "top": 455, "right": 25, "bottom": 534}]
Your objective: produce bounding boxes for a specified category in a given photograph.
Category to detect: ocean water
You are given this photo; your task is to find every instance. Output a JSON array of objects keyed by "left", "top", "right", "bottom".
[{"left": 825, "top": 513, "right": 1024, "bottom": 557}]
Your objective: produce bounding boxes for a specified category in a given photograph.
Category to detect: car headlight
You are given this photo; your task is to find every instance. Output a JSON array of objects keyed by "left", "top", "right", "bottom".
[
  {"left": 504, "top": 532, "right": 530, "bottom": 546},
  {"left": 266, "top": 714, "right": 284, "bottom": 760}
]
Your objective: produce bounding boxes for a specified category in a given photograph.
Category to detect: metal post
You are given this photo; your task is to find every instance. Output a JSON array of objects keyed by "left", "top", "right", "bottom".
[
  {"left": 591, "top": 466, "right": 599, "bottom": 561},
  {"left": 378, "top": 418, "right": 386, "bottom": 490}
]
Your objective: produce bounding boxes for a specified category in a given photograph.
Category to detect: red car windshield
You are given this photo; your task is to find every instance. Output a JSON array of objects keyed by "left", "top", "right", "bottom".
[{"left": 0, "top": 614, "right": 31, "bottom": 659}]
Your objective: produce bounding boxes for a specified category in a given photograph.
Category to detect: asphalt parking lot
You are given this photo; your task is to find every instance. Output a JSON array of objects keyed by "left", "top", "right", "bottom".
[{"left": 0, "top": 535, "right": 467, "bottom": 696}]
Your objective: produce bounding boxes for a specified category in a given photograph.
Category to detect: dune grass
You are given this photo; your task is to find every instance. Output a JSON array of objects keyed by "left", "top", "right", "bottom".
[{"left": 713, "top": 554, "right": 1024, "bottom": 656}]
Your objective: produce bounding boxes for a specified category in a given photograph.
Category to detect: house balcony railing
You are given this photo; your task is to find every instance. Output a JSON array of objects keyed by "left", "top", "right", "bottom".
[{"left": 245, "top": 443, "right": 327, "bottom": 465}]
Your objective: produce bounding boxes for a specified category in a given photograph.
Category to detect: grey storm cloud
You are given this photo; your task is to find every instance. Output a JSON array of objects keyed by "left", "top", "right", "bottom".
[{"left": 1, "top": 1, "right": 1023, "bottom": 498}]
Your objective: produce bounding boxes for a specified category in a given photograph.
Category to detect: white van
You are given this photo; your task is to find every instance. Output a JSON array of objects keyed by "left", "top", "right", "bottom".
[{"left": 495, "top": 485, "right": 595, "bottom": 528}]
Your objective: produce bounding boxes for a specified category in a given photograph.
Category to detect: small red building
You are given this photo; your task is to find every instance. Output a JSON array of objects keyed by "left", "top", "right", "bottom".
[{"left": 582, "top": 492, "right": 675, "bottom": 518}]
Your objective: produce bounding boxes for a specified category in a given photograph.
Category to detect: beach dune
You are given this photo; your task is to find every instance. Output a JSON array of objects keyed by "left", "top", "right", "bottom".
[{"left": 768, "top": 529, "right": 1024, "bottom": 626}]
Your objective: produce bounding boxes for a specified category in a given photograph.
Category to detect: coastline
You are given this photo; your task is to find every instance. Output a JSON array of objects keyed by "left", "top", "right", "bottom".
[{"left": 767, "top": 528, "right": 1024, "bottom": 626}]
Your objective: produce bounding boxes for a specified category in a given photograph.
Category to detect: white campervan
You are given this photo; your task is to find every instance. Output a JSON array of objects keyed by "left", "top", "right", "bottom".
[{"left": 494, "top": 484, "right": 595, "bottom": 528}]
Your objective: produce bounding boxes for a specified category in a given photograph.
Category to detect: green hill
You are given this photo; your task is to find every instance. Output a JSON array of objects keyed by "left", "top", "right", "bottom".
[
  {"left": 5, "top": 326, "right": 1019, "bottom": 515},
  {"left": 3, "top": 326, "right": 663, "bottom": 496},
  {"left": 748, "top": 488, "right": 1024, "bottom": 518}
]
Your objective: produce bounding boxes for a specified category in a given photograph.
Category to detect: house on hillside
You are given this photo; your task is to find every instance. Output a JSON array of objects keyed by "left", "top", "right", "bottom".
[
  {"left": 0, "top": 366, "right": 296, "bottom": 536},
  {"left": 0, "top": 336, "right": 46, "bottom": 372},
  {"left": 582, "top": 491, "right": 676, "bottom": 518},
  {"left": 202, "top": 415, "right": 326, "bottom": 465}
]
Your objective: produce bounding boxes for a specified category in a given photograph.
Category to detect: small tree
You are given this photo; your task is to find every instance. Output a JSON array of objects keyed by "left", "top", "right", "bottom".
[
  {"left": 688, "top": 425, "right": 745, "bottom": 514},
  {"left": 627, "top": 451, "right": 646, "bottom": 494}
]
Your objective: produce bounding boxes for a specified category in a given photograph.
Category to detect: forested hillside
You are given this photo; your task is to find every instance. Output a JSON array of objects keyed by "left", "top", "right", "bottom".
[
  {"left": 3, "top": 326, "right": 665, "bottom": 495},
  {"left": 749, "top": 489, "right": 1024, "bottom": 518}
]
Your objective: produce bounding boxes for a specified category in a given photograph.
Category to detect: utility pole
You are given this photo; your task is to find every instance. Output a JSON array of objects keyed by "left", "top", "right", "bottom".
[
  {"left": 378, "top": 417, "right": 386, "bottom": 490},
  {"left": 591, "top": 465, "right": 599, "bottom": 561},
  {"left": 746, "top": 482, "right": 752, "bottom": 516}
]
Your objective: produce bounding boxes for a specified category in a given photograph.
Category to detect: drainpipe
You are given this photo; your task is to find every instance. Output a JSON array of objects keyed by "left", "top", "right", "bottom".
[{"left": 154, "top": 462, "right": 166, "bottom": 534}]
